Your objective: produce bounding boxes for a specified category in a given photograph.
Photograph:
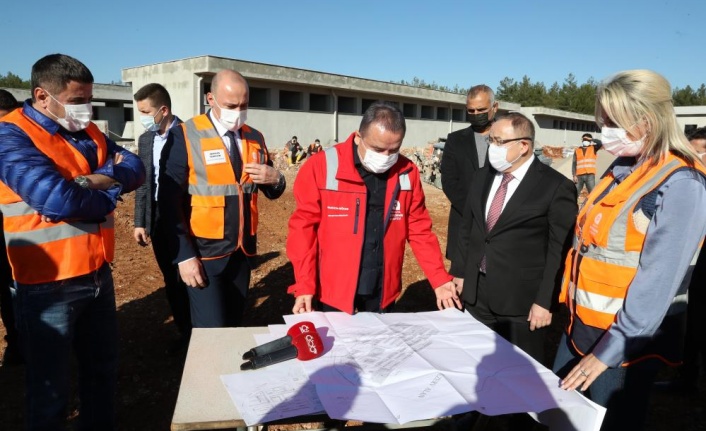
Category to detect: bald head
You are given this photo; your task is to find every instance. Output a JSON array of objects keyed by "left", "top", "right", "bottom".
[{"left": 211, "top": 69, "right": 248, "bottom": 97}]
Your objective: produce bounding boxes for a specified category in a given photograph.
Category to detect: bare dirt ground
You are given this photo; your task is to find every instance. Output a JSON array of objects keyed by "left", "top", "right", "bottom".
[{"left": 0, "top": 164, "right": 704, "bottom": 430}]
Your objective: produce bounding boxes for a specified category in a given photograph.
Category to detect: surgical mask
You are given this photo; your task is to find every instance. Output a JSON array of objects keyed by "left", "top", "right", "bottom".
[
  {"left": 468, "top": 112, "right": 491, "bottom": 129},
  {"left": 488, "top": 141, "right": 521, "bottom": 172},
  {"left": 582, "top": 140, "right": 591, "bottom": 147},
  {"left": 140, "top": 109, "right": 165, "bottom": 132},
  {"left": 601, "top": 127, "right": 644, "bottom": 157},
  {"left": 360, "top": 141, "right": 399, "bottom": 173},
  {"left": 213, "top": 98, "right": 247, "bottom": 131},
  {"left": 45, "top": 90, "right": 92, "bottom": 132}
]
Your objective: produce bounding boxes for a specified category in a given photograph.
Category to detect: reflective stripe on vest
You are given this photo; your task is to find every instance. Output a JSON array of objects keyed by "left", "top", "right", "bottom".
[
  {"left": 323, "top": 146, "right": 411, "bottom": 191},
  {"left": 575, "top": 146, "right": 597, "bottom": 175},
  {"left": 0, "top": 109, "right": 113, "bottom": 283},
  {"left": 183, "top": 115, "right": 266, "bottom": 253},
  {"left": 1, "top": 201, "right": 114, "bottom": 242},
  {"left": 562, "top": 155, "right": 704, "bottom": 331}
]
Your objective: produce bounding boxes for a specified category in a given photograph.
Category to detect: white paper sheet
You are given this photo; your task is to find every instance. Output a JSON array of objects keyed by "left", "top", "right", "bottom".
[{"left": 224, "top": 309, "right": 604, "bottom": 430}]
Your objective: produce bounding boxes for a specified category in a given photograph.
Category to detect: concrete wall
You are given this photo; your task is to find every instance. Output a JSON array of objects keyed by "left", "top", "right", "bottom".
[
  {"left": 122, "top": 56, "right": 488, "bottom": 149},
  {"left": 676, "top": 106, "right": 706, "bottom": 132},
  {"left": 520, "top": 107, "right": 600, "bottom": 148}
]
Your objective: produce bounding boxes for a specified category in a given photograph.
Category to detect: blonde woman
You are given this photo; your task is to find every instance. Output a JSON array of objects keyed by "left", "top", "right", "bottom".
[{"left": 553, "top": 70, "right": 706, "bottom": 430}]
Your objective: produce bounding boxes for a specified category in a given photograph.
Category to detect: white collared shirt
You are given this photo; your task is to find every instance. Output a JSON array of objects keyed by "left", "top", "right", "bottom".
[
  {"left": 208, "top": 110, "right": 243, "bottom": 155},
  {"left": 152, "top": 117, "right": 179, "bottom": 201},
  {"left": 485, "top": 155, "right": 535, "bottom": 220}
]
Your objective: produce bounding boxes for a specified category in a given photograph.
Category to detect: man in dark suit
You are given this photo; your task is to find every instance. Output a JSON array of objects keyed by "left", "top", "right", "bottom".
[
  {"left": 133, "top": 83, "right": 191, "bottom": 340},
  {"left": 450, "top": 112, "right": 576, "bottom": 364},
  {"left": 440, "top": 85, "right": 498, "bottom": 267}
]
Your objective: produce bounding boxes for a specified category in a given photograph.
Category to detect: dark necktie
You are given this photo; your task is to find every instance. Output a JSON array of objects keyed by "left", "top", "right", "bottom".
[
  {"left": 480, "top": 173, "right": 513, "bottom": 272},
  {"left": 226, "top": 131, "right": 242, "bottom": 182}
]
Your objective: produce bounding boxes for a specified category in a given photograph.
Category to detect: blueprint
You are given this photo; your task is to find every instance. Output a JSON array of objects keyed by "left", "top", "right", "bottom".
[{"left": 221, "top": 308, "right": 605, "bottom": 430}]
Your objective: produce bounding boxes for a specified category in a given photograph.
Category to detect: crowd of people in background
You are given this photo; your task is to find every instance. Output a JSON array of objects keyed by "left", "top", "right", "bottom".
[{"left": 0, "top": 53, "right": 704, "bottom": 431}]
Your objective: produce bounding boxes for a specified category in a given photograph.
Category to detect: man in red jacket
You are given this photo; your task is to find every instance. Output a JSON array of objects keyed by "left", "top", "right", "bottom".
[{"left": 287, "top": 102, "right": 460, "bottom": 314}]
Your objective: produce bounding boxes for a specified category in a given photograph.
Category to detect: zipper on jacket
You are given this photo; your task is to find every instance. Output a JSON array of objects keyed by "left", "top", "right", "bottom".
[{"left": 353, "top": 198, "right": 360, "bottom": 234}]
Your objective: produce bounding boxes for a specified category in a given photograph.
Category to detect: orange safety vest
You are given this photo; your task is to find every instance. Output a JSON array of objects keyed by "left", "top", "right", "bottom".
[
  {"left": 0, "top": 109, "right": 114, "bottom": 284},
  {"left": 560, "top": 152, "right": 706, "bottom": 364},
  {"left": 575, "top": 145, "right": 597, "bottom": 175},
  {"left": 183, "top": 115, "right": 267, "bottom": 258}
]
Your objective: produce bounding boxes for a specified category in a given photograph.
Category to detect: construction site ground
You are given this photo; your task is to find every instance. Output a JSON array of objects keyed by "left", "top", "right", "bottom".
[{"left": 0, "top": 157, "right": 704, "bottom": 430}]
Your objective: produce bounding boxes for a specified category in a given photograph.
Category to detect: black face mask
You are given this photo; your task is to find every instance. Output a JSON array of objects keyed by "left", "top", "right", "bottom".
[{"left": 468, "top": 112, "right": 491, "bottom": 130}]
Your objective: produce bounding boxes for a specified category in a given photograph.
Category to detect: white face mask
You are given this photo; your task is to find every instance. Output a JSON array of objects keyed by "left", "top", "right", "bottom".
[
  {"left": 213, "top": 97, "right": 247, "bottom": 131},
  {"left": 488, "top": 141, "right": 521, "bottom": 172},
  {"left": 360, "top": 140, "right": 399, "bottom": 173},
  {"left": 582, "top": 141, "right": 591, "bottom": 147},
  {"left": 140, "top": 108, "right": 165, "bottom": 132},
  {"left": 601, "top": 127, "right": 644, "bottom": 157},
  {"left": 46, "top": 91, "right": 92, "bottom": 132}
]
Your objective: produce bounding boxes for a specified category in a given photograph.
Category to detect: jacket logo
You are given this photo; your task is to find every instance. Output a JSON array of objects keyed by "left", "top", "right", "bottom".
[
  {"left": 326, "top": 205, "right": 349, "bottom": 218},
  {"left": 589, "top": 213, "right": 602, "bottom": 237},
  {"left": 391, "top": 200, "right": 403, "bottom": 221}
]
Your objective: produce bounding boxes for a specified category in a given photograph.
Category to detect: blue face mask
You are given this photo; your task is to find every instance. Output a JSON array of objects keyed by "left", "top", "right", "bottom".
[{"left": 140, "top": 107, "right": 165, "bottom": 132}]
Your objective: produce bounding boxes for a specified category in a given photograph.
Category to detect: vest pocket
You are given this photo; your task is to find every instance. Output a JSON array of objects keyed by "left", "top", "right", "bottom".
[{"left": 190, "top": 195, "right": 225, "bottom": 239}]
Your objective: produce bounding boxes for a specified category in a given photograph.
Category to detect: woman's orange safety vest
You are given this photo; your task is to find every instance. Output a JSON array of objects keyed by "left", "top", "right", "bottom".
[
  {"left": 183, "top": 115, "right": 267, "bottom": 258},
  {"left": 0, "top": 109, "right": 114, "bottom": 284},
  {"left": 560, "top": 152, "right": 706, "bottom": 363},
  {"left": 575, "top": 145, "right": 597, "bottom": 175}
]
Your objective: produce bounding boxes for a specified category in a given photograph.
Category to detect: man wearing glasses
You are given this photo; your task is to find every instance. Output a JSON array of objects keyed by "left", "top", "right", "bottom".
[
  {"left": 450, "top": 112, "right": 576, "bottom": 365},
  {"left": 440, "top": 85, "right": 497, "bottom": 270}
]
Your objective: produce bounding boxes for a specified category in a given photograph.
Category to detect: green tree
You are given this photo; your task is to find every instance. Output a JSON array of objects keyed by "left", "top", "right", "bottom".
[
  {"left": 673, "top": 85, "right": 699, "bottom": 106},
  {"left": 0, "top": 72, "right": 30, "bottom": 89},
  {"left": 392, "top": 76, "right": 466, "bottom": 95}
]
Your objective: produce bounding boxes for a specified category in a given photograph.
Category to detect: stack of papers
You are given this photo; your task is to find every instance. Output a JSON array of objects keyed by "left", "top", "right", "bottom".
[{"left": 221, "top": 308, "right": 605, "bottom": 430}]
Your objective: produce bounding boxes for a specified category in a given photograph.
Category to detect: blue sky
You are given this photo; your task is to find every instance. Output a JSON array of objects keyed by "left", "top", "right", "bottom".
[{"left": 2, "top": 0, "right": 704, "bottom": 92}]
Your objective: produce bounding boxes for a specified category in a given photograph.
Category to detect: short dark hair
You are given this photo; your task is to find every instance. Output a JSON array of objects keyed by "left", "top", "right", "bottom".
[
  {"left": 315, "top": 139, "right": 320, "bottom": 143},
  {"left": 30, "top": 54, "right": 93, "bottom": 101},
  {"left": 0, "top": 89, "right": 19, "bottom": 112},
  {"left": 359, "top": 101, "right": 406, "bottom": 137},
  {"left": 467, "top": 84, "right": 495, "bottom": 104},
  {"left": 688, "top": 127, "right": 706, "bottom": 141},
  {"left": 582, "top": 133, "right": 593, "bottom": 140},
  {"left": 134, "top": 83, "right": 172, "bottom": 110},
  {"left": 496, "top": 112, "right": 535, "bottom": 147},
  {"left": 292, "top": 136, "right": 298, "bottom": 140}
]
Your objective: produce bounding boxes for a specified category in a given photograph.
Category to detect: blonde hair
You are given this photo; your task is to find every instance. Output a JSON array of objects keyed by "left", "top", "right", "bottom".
[{"left": 595, "top": 70, "right": 698, "bottom": 166}]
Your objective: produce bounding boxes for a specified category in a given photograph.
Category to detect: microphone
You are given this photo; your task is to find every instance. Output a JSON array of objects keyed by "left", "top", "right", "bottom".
[
  {"left": 240, "top": 331, "right": 324, "bottom": 370},
  {"left": 242, "top": 321, "right": 316, "bottom": 360}
]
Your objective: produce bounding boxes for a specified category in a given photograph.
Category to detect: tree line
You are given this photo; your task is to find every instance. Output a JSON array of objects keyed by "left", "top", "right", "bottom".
[
  {"left": 393, "top": 74, "right": 706, "bottom": 114},
  {"left": 2, "top": 71, "right": 704, "bottom": 114}
]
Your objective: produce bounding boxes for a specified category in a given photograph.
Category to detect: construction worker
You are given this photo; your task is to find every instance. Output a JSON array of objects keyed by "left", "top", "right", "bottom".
[
  {"left": 572, "top": 132, "right": 602, "bottom": 198},
  {"left": 0, "top": 54, "right": 145, "bottom": 430},
  {"left": 159, "top": 69, "right": 286, "bottom": 328}
]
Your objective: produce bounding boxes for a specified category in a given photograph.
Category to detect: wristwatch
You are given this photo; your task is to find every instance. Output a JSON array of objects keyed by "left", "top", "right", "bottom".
[
  {"left": 273, "top": 172, "right": 286, "bottom": 191},
  {"left": 75, "top": 176, "right": 90, "bottom": 188}
]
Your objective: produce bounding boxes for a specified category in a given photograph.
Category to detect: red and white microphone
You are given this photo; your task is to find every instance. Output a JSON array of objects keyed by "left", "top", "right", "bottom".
[
  {"left": 242, "top": 321, "right": 316, "bottom": 360},
  {"left": 240, "top": 330, "right": 324, "bottom": 370}
]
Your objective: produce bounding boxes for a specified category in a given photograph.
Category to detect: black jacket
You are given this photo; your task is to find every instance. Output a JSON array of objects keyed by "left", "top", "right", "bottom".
[
  {"left": 450, "top": 158, "right": 577, "bottom": 315},
  {"left": 440, "top": 126, "right": 481, "bottom": 263}
]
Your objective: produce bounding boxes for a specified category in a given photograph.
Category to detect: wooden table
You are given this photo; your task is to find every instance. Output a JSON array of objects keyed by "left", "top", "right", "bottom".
[
  {"left": 171, "top": 327, "right": 451, "bottom": 431},
  {"left": 171, "top": 327, "right": 269, "bottom": 430}
]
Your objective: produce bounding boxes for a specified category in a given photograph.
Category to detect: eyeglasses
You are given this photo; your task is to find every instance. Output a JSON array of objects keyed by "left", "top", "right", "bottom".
[{"left": 488, "top": 136, "right": 533, "bottom": 146}]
